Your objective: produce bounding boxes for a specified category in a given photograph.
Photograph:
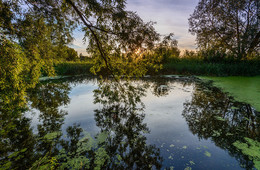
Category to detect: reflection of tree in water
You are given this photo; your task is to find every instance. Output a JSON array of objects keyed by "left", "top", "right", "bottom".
[
  {"left": 148, "top": 76, "right": 194, "bottom": 97},
  {"left": 28, "top": 81, "right": 71, "bottom": 134},
  {"left": 0, "top": 78, "right": 37, "bottom": 168},
  {"left": 150, "top": 78, "right": 171, "bottom": 97},
  {"left": 0, "top": 79, "right": 72, "bottom": 169},
  {"left": 1, "top": 77, "right": 163, "bottom": 169},
  {"left": 28, "top": 81, "right": 71, "bottom": 156},
  {"left": 31, "top": 78, "right": 163, "bottom": 169},
  {"left": 182, "top": 81, "right": 260, "bottom": 169},
  {"left": 0, "top": 108, "right": 36, "bottom": 168},
  {"left": 93, "top": 79, "right": 163, "bottom": 169}
]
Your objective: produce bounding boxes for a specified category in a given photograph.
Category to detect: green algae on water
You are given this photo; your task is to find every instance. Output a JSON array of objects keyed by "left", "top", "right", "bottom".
[
  {"left": 170, "top": 144, "right": 175, "bottom": 147},
  {"left": 189, "top": 160, "right": 195, "bottom": 165},
  {"left": 182, "top": 146, "right": 187, "bottom": 149},
  {"left": 204, "top": 151, "right": 211, "bottom": 157},
  {"left": 199, "top": 76, "right": 260, "bottom": 111},
  {"left": 233, "top": 137, "right": 260, "bottom": 170},
  {"left": 214, "top": 116, "right": 226, "bottom": 121}
]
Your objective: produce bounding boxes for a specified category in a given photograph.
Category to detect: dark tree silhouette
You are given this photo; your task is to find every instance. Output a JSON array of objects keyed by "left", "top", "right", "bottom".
[{"left": 189, "top": 0, "right": 260, "bottom": 59}]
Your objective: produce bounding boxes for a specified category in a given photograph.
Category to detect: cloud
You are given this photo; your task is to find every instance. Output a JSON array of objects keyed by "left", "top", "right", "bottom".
[
  {"left": 70, "top": 29, "right": 89, "bottom": 55},
  {"left": 69, "top": 44, "right": 83, "bottom": 49},
  {"left": 72, "top": 0, "right": 199, "bottom": 53},
  {"left": 126, "top": 0, "right": 199, "bottom": 50}
]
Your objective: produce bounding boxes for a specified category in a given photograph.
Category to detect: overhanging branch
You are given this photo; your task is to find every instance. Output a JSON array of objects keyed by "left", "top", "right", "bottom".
[{"left": 65, "top": 0, "right": 112, "bottom": 71}]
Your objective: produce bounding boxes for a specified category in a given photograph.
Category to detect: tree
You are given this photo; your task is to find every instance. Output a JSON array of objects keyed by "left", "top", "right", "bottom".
[
  {"left": 66, "top": 47, "right": 78, "bottom": 61},
  {"left": 0, "top": 0, "right": 160, "bottom": 104},
  {"left": 154, "top": 33, "right": 180, "bottom": 63},
  {"left": 1, "top": 0, "right": 159, "bottom": 75},
  {"left": 189, "top": 0, "right": 260, "bottom": 59}
]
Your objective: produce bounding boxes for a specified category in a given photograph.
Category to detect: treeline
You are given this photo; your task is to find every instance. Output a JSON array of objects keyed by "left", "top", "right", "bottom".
[{"left": 1, "top": 0, "right": 259, "bottom": 80}]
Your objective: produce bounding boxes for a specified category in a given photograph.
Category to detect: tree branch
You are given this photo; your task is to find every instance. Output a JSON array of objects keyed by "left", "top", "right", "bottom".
[
  {"left": 65, "top": 0, "right": 112, "bottom": 71},
  {"left": 208, "top": 15, "right": 236, "bottom": 54},
  {"left": 247, "top": 31, "right": 260, "bottom": 55}
]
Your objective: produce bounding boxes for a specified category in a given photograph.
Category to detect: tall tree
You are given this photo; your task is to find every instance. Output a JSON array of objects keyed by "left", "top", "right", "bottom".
[
  {"left": 1, "top": 0, "right": 159, "bottom": 73},
  {"left": 0, "top": 0, "right": 160, "bottom": 104},
  {"left": 189, "top": 0, "right": 260, "bottom": 59}
]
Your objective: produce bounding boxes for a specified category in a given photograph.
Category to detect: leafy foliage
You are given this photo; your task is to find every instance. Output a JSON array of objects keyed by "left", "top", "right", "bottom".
[
  {"left": 153, "top": 33, "right": 180, "bottom": 63},
  {"left": 0, "top": 37, "right": 30, "bottom": 105},
  {"left": 189, "top": 0, "right": 260, "bottom": 59}
]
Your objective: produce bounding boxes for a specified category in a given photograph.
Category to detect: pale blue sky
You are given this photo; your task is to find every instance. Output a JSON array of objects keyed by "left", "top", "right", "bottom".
[{"left": 71, "top": 0, "right": 199, "bottom": 55}]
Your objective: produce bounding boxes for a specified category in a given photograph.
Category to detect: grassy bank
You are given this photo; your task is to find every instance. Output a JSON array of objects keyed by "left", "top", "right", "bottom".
[
  {"left": 53, "top": 61, "right": 93, "bottom": 76},
  {"left": 51, "top": 59, "right": 260, "bottom": 77},
  {"left": 160, "top": 58, "right": 260, "bottom": 76}
]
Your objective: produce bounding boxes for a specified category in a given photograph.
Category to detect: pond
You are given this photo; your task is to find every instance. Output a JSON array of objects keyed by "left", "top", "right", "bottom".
[{"left": 1, "top": 76, "right": 259, "bottom": 169}]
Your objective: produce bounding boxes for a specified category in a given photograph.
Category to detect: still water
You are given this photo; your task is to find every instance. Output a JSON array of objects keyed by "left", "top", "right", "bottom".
[{"left": 1, "top": 76, "right": 259, "bottom": 169}]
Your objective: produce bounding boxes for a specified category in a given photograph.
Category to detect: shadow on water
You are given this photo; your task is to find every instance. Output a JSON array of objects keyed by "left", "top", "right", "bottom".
[{"left": 0, "top": 76, "right": 259, "bottom": 169}]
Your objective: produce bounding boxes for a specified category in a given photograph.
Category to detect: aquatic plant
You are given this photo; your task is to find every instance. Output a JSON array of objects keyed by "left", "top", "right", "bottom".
[{"left": 233, "top": 138, "right": 260, "bottom": 169}]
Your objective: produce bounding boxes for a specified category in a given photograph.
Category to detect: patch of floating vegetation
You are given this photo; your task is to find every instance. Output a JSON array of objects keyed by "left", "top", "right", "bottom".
[
  {"left": 204, "top": 151, "right": 211, "bottom": 157},
  {"left": 189, "top": 160, "right": 195, "bottom": 165},
  {"left": 184, "top": 166, "right": 192, "bottom": 170},
  {"left": 199, "top": 76, "right": 260, "bottom": 111},
  {"left": 214, "top": 116, "right": 226, "bottom": 121},
  {"left": 233, "top": 137, "right": 260, "bottom": 170}
]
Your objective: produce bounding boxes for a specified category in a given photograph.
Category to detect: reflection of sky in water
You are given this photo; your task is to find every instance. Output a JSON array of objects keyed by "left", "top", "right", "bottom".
[
  {"left": 64, "top": 83, "right": 99, "bottom": 134},
  {"left": 142, "top": 83, "right": 241, "bottom": 169},
  {"left": 28, "top": 78, "right": 243, "bottom": 169}
]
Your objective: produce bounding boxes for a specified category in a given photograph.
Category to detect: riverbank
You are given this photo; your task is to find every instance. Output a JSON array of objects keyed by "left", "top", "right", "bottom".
[
  {"left": 53, "top": 61, "right": 92, "bottom": 76},
  {"left": 160, "top": 59, "right": 260, "bottom": 76},
  {"left": 52, "top": 59, "right": 260, "bottom": 77}
]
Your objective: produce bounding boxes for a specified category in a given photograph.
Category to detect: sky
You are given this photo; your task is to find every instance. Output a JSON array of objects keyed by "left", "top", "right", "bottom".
[{"left": 71, "top": 0, "right": 200, "bottom": 55}]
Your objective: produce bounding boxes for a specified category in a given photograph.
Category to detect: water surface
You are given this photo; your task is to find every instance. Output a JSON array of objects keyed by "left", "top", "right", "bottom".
[{"left": 1, "top": 76, "right": 259, "bottom": 169}]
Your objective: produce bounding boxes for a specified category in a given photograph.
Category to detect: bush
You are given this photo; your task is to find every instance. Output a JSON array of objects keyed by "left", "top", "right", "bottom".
[
  {"left": 161, "top": 58, "right": 260, "bottom": 76},
  {"left": 53, "top": 62, "right": 92, "bottom": 76}
]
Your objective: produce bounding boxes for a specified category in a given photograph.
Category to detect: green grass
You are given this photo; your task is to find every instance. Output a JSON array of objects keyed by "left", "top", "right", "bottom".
[
  {"left": 50, "top": 58, "right": 260, "bottom": 77},
  {"left": 53, "top": 61, "right": 93, "bottom": 76},
  {"left": 160, "top": 58, "right": 260, "bottom": 76}
]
